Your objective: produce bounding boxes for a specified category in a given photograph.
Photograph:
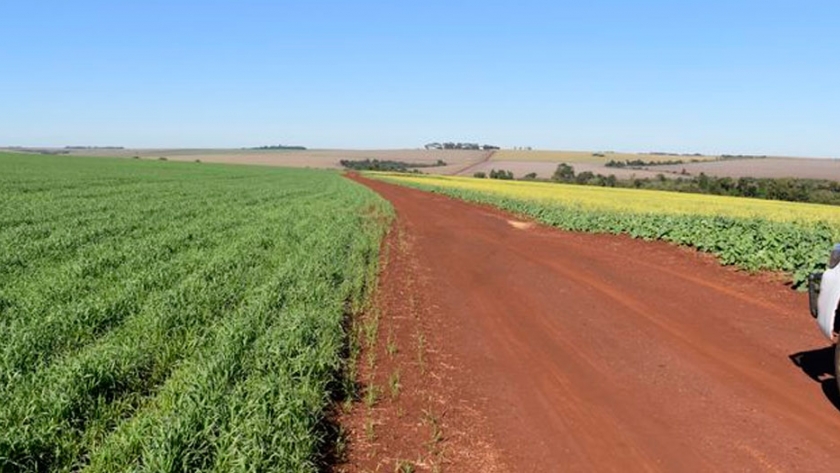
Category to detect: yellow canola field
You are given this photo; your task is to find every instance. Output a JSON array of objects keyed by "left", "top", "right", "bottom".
[{"left": 376, "top": 173, "right": 840, "bottom": 225}]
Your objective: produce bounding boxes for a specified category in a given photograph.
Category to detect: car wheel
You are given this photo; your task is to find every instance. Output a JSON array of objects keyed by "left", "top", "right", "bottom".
[{"left": 835, "top": 342, "right": 840, "bottom": 395}]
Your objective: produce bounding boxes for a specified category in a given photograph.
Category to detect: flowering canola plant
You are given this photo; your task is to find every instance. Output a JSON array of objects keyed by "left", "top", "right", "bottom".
[
  {"left": 373, "top": 173, "right": 840, "bottom": 287},
  {"left": 377, "top": 173, "right": 840, "bottom": 225}
]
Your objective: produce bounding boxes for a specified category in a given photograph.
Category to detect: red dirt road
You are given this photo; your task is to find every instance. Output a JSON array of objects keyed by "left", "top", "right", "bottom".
[{"left": 347, "top": 175, "right": 840, "bottom": 472}]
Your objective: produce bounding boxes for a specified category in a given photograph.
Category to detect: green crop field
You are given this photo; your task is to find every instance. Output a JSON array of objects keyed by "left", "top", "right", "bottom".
[{"left": 0, "top": 153, "right": 390, "bottom": 472}]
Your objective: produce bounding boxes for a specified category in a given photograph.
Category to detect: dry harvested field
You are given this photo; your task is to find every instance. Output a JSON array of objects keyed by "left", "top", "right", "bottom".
[
  {"left": 481, "top": 150, "right": 840, "bottom": 182},
  {"left": 654, "top": 157, "right": 840, "bottom": 180},
  {"left": 457, "top": 159, "right": 665, "bottom": 180},
  {"left": 491, "top": 149, "right": 719, "bottom": 164},
  {"left": 342, "top": 174, "right": 840, "bottom": 472},
  {"left": 46, "top": 147, "right": 490, "bottom": 174},
  {"left": 463, "top": 149, "right": 715, "bottom": 180}
]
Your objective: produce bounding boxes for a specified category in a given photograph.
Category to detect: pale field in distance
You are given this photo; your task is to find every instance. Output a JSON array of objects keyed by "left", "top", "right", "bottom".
[
  {"left": 455, "top": 160, "right": 667, "bottom": 180},
  {"left": 491, "top": 149, "right": 719, "bottom": 164},
  {"left": 29, "top": 148, "right": 491, "bottom": 174},
  {"left": 487, "top": 150, "right": 840, "bottom": 182},
  {"left": 11, "top": 147, "right": 837, "bottom": 181},
  {"left": 654, "top": 157, "right": 840, "bottom": 181}
]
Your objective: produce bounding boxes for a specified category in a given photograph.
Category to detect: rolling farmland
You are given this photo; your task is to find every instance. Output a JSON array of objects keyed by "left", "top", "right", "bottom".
[
  {"left": 373, "top": 173, "right": 839, "bottom": 286},
  {"left": 12, "top": 147, "right": 838, "bottom": 182},
  {"left": 5, "top": 1, "right": 839, "bottom": 470},
  {"left": 38, "top": 147, "right": 491, "bottom": 175},
  {"left": 0, "top": 153, "right": 389, "bottom": 471},
  {"left": 4, "top": 151, "right": 840, "bottom": 472}
]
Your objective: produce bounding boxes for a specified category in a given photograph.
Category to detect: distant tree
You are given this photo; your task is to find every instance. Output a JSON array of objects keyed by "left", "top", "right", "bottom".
[
  {"left": 252, "top": 144, "right": 307, "bottom": 150},
  {"left": 340, "top": 159, "right": 446, "bottom": 172},
  {"left": 552, "top": 163, "right": 575, "bottom": 182},
  {"left": 697, "top": 172, "right": 710, "bottom": 191},
  {"left": 473, "top": 172, "right": 487, "bottom": 178},
  {"left": 507, "top": 165, "right": 840, "bottom": 206},
  {"left": 737, "top": 177, "right": 759, "bottom": 197},
  {"left": 523, "top": 172, "right": 538, "bottom": 180},
  {"left": 489, "top": 169, "right": 513, "bottom": 180},
  {"left": 718, "top": 177, "right": 735, "bottom": 194}
]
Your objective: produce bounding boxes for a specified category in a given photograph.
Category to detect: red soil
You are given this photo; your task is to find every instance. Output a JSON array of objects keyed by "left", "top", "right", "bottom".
[{"left": 342, "top": 174, "right": 840, "bottom": 472}]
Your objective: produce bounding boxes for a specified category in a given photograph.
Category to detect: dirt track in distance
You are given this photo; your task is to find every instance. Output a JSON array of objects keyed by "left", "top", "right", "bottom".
[{"left": 347, "top": 174, "right": 840, "bottom": 472}]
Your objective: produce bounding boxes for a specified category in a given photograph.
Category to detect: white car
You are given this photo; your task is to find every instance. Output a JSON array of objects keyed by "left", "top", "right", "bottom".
[{"left": 809, "top": 244, "right": 840, "bottom": 382}]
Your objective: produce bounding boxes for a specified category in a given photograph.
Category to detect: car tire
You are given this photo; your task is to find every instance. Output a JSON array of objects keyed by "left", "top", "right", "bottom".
[{"left": 835, "top": 342, "right": 840, "bottom": 395}]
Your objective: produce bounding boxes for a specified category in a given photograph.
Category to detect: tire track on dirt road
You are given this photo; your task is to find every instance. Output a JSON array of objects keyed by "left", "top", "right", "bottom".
[{"left": 348, "top": 174, "right": 840, "bottom": 472}]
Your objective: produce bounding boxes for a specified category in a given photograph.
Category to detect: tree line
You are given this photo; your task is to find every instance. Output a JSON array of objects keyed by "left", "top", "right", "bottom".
[
  {"left": 249, "top": 144, "right": 307, "bottom": 150},
  {"left": 477, "top": 163, "right": 840, "bottom": 206},
  {"left": 425, "top": 142, "right": 500, "bottom": 150}
]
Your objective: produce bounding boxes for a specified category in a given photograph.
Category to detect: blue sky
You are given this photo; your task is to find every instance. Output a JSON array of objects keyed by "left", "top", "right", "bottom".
[{"left": 1, "top": 1, "right": 838, "bottom": 156}]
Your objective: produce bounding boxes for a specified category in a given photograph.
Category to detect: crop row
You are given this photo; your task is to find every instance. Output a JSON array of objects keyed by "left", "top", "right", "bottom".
[{"left": 374, "top": 173, "right": 838, "bottom": 287}]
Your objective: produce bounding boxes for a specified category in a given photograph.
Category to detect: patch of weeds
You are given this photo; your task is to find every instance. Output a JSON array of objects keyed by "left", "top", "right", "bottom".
[
  {"left": 363, "top": 308, "right": 380, "bottom": 348},
  {"left": 363, "top": 308, "right": 380, "bottom": 372},
  {"left": 333, "top": 425, "right": 348, "bottom": 462},
  {"left": 365, "top": 417, "right": 376, "bottom": 442},
  {"left": 423, "top": 408, "right": 443, "bottom": 447},
  {"left": 388, "top": 369, "right": 401, "bottom": 400},
  {"left": 386, "top": 330, "right": 398, "bottom": 357},
  {"left": 395, "top": 459, "right": 416, "bottom": 473},
  {"left": 416, "top": 331, "right": 426, "bottom": 373},
  {"left": 364, "top": 383, "right": 379, "bottom": 408}
]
